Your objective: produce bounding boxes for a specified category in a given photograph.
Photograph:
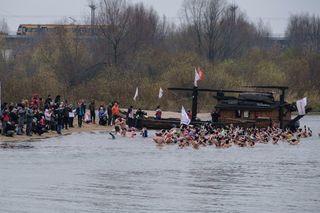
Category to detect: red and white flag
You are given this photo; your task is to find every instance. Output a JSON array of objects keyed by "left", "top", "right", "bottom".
[{"left": 194, "top": 67, "right": 204, "bottom": 87}]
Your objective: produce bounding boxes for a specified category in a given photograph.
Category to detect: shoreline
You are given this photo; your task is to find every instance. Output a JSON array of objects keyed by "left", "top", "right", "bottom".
[
  {"left": 0, "top": 122, "right": 113, "bottom": 143},
  {"left": 0, "top": 110, "right": 207, "bottom": 143},
  {"left": 1, "top": 110, "right": 317, "bottom": 143}
]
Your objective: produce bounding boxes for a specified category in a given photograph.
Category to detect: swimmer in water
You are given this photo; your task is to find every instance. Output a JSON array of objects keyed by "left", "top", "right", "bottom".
[{"left": 109, "top": 132, "right": 116, "bottom": 139}]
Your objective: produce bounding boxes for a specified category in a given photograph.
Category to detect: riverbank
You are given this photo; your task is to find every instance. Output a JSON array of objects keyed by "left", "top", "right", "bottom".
[{"left": 0, "top": 122, "right": 113, "bottom": 143}]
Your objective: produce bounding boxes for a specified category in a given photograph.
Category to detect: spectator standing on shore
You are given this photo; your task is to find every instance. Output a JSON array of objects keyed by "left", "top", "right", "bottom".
[
  {"left": 55, "top": 103, "right": 64, "bottom": 134},
  {"left": 31, "top": 94, "right": 39, "bottom": 109},
  {"left": 44, "top": 95, "right": 52, "bottom": 109},
  {"left": 155, "top": 106, "right": 162, "bottom": 120},
  {"left": 25, "top": 101, "right": 33, "bottom": 136},
  {"left": 8, "top": 105, "right": 18, "bottom": 128},
  {"left": 63, "top": 102, "right": 70, "bottom": 130},
  {"left": 1, "top": 103, "right": 8, "bottom": 135},
  {"left": 112, "top": 102, "right": 120, "bottom": 125},
  {"left": 107, "top": 103, "right": 112, "bottom": 125},
  {"left": 89, "top": 100, "right": 96, "bottom": 124},
  {"left": 98, "top": 105, "right": 107, "bottom": 125},
  {"left": 68, "top": 104, "right": 75, "bottom": 128},
  {"left": 17, "top": 103, "right": 26, "bottom": 135},
  {"left": 54, "top": 95, "right": 61, "bottom": 107},
  {"left": 76, "top": 101, "right": 85, "bottom": 128},
  {"left": 44, "top": 107, "right": 52, "bottom": 130}
]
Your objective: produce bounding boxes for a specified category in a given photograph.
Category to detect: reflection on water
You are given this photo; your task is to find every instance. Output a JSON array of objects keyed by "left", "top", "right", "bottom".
[
  {"left": 0, "top": 143, "right": 34, "bottom": 149},
  {"left": 0, "top": 116, "right": 320, "bottom": 213}
]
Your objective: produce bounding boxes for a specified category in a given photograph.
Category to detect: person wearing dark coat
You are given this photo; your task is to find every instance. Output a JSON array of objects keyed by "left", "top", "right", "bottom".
[
  {"left": 17, "top": 103, "right": 26, "bottom": 135},
  {"left": 44, "top": 95, "right": 52, "bottom": 109},
  {"left": 89, "top": 101, "right": 96, "bottom": 124},
  {"left": 54, "top": 95, "right": 61, "bottom": 108},
  {"left": 107, "top": 103, "right": 112, "bottom": 126},
  {"left": 55, "top": 104, "right": 64, "bottom": 134},
  {"left": 76, "top": 102, "right": 85, "bottom": 128},
  {"left": 63, "top": 103, "right": 70, "bottom": 130},
  {"left": 126, "top": 106, "right": 134, "bottom": 128},
  {"left": 67, "top": 104, "right": 74, "bottom": 128},
  {"left": 25, "top": 106, "right": 34, "bottom": 136},
  {"left": 211, "top": 110, "right": 220, "bottom": 123},
  {"left": 135, "top": 108, "right": 145, "bottom": 129}
]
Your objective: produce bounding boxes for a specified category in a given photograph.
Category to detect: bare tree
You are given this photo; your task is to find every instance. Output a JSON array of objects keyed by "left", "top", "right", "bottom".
[
  {"left": 182, "top": 0, "right": 206, "bottom": 55},
  {"left": 181, "top": 0, "right": 226, "bottom": 61},
  {"left": 253, "top": 19, "right": 271, "bottom": 49},
  {"left": 97, "top": 0, "right": 132, "bottom": 65},
  {"left": 0, "top": 18, "right": 9, "bottom": 34},
  {"left": 286, "top": 14, "right": 320, "bottom": 53},
  {"left": 181, "top": 0, "right": 265, "bottom": 60},
  {"left": 202, "top": 0, "right": 225, "bottom": 61},
  {"left": 219, "top": 8, "right": 258, "bottom": 59}
]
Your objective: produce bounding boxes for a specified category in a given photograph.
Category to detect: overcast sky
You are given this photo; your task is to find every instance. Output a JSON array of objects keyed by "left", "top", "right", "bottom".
[{"left": 1, "top": 0, "right": 320, "bottom": 36}]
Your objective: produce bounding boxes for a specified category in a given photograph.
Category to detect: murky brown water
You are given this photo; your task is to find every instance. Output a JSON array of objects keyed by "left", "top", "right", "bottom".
[{"left": 0, "top": 116, "right": 320, "bottom": 212}]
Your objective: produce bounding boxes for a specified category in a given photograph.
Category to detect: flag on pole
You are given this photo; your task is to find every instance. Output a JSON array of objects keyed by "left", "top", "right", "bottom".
[
  {"left": 296, "top": 97, "right": 307, "bottom": 115},
  {"left": 181, "top": 106, "right": 191, "bottom": 125},
  {"left": 159, "top": 87, "right": 163, "bottom": 99},
  {"left": 133, "top": 87, "right": 139, "bottom": 101},
  {"left": 194, "top": 67, "right": 204, "bottom": 87}
]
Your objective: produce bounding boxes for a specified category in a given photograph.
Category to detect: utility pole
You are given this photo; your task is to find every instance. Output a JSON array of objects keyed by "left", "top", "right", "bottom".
[
  {"left": 89, "top": 2, "right": 96, "bottom": 35},
  {"left": 229, "top": 4, "right": 238, "bottom": 25}
]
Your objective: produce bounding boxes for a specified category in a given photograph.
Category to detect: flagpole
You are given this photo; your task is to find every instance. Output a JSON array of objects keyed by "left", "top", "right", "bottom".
[{"left": 191, "top": 86, "right": 198, "bottom": 121}]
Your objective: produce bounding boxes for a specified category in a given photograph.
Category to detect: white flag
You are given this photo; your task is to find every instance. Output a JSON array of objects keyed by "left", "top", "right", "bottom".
[
  {"left": 180, "top": 106, "right": 191, "bottom": 125},
  {"left": 133, "top": 87, "right": 138, "bottom": 101},
  {"left": 158, "top": 87, "right": 163, "bottom": 99},
  {"left": 296, "top": 97, "right": 307, "bottom": 115}
]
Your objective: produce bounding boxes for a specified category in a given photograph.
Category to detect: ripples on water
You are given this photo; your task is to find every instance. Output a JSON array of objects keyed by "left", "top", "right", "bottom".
[{"left": 0, "top": 116, "right": 320, "bottom": 213}]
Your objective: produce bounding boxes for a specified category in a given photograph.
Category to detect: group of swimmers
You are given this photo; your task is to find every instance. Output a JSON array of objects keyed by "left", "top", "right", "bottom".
[
  {"left": 110, "top": 117, "right": 148, "bottom": 139},
  {"left": 152, "top": 124, "right": 313, "bottom": 149}
]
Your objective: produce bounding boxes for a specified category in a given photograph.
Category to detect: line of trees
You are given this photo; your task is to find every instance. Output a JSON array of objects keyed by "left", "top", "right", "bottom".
[{"left": 1, "top": 0, "right": 320, "bottom": 111}]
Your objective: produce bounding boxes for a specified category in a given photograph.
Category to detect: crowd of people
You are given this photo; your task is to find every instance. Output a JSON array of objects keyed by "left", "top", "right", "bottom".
[
  {"left": 0, "top": 94, "right": 136, "bottom": 138},
  {"left": 152, "top": 124, "right": 313, "bottom": 149},
  {"left": 0, "top": 94, "right": 80, "bottom": 137}
]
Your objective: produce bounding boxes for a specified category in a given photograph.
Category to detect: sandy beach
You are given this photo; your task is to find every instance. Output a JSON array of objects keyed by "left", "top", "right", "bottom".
[{"left": 0, "top": 122, "right": 113, "bottom": 143}]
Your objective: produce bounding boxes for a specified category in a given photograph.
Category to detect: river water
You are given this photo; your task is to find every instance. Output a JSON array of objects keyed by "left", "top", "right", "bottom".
[{"left": 0, "top": 116, "right": 320, "bottom": 213}]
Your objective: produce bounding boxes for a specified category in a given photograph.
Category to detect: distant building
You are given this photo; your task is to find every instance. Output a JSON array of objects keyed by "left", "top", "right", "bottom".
[
  {"left": 255, "top": 35, "right": 288, "bottom": 50},
  {"left": 17, "top": 24, "right": 104, "bottom": 36}
]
